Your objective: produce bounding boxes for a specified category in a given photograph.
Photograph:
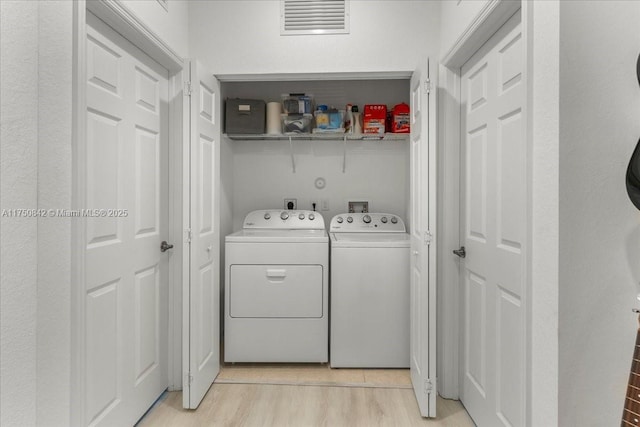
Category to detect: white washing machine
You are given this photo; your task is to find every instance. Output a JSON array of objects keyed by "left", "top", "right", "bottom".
[
  {"left": 225, "top": 209, "right": 328, "bottom": 363},
  {"left": 330, "top": 213, "right": 410, "bottom": 368}
]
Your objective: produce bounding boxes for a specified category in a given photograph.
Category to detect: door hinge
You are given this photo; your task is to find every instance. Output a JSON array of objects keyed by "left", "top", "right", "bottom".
[
  {"left": 185, "top": 228, "right": 192, "bottom": 243},
  {"left": 424, "top": 378, "right": 435, "bottom": 395},
  {"left": 424, "top": 230, "right": 433, "bottom": 246},
  {"left": 184, "top": 81, "right": 192, "bottom": 97},
  {"left": 185, "top": 372, "right": 193, "bottom": 386},
  {"left": 424, "top": 77, "right": 432, "bottom": 95}
]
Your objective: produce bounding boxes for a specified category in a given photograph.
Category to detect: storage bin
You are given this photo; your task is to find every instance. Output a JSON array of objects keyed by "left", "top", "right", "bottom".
[
  {"left": 225, "top": 99, "right": 266, "bottom": 134},
  {"left": 314, "top": 109, "right": 344, "bottom": 131},
  {"left": 282, "top": 114, "right": 313, "bottom": 134},
  {"left": 281, "top": 94, "right": 314, "bottom": 115}
]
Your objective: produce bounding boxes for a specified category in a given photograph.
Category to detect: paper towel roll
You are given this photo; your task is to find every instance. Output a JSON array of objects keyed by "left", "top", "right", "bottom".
[{"left": 266, "top": 102, "right": 282, "bottom": 134}]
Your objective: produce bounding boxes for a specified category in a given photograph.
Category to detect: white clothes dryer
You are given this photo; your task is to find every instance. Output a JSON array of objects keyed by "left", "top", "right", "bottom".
[
  {"left": 330, "top": 213, "right": 410, "bottom": 368},
  {"left": 225, "top": 210, "right": 328, "bottom": 363}
]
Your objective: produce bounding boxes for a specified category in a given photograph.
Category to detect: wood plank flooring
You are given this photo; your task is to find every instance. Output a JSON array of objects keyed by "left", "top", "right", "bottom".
[
  {"left": 216, "top": 364, "right": 412, "bottom": 388},
  {"left": 138, "top": 365, "right": 474, "bottom": 427}
]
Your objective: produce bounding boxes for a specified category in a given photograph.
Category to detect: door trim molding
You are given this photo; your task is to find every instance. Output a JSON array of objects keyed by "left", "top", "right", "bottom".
[
  {"left": 441, "top": 0, "right": 521, "bottom": 70},
  {"left": 437, "top": 5, "right": 531, "bottom": 426},
  {"left": 71, "top": 3, "right": 88, "bottom": 425},
  {"left": 71, "top": 2, "right": 186, "bottom": 424},
  {"left": 86, "top": 0, "right": 183, "bottom": 72}
]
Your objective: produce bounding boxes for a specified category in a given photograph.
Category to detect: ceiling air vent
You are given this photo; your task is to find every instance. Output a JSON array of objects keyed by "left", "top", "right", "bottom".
[{"left": 281, "top": 0, "right": 350, "bottom": 36}]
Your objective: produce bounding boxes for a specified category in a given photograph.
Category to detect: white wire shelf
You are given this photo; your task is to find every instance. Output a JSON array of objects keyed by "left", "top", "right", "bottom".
[{"left": 224, "top": 133, "right": 409, "bottom": 142}]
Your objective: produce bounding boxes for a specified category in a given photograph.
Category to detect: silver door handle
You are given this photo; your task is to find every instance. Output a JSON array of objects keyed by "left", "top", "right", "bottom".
[
  {"left": 160, "top": 241, "right": 174, "bottom": 252},
  {"left": 453, "top": 246, "right": 466, "bottom": 258}
]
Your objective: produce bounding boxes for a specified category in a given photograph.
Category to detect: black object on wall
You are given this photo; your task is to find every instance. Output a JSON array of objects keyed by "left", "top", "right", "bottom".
[
  {"left": 637, "top": 51, "right": 640, "bottom": 87},
  {"left": 627, "top": 138, "right": 640, "bottom": 210},
  {"left": 627, "top": 52, "right": 640, "bottom": 211}
]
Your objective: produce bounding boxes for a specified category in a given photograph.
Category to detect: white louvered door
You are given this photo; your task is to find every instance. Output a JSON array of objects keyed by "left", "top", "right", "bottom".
[
  {"left": 83, "top": 12, "right": 169, "bottom": 426},
  {"left": 459, "top": 11, "right": 526, "bottom": 427}
]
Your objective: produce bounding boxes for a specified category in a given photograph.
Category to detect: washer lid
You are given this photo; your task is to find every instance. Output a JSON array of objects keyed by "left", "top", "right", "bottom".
[
  {"left": 226, "top": 229, "right": 328, "bottom": 243},
  {"left": 330, "top": 232, "right": 410, "bottom": 248}
]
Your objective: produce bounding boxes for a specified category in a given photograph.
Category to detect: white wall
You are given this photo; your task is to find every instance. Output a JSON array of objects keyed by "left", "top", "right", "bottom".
[
  {"left": 528, "top": 1, "right": 559, "bottom": 425},
  {"left": 120, "top": 0, "right": 190, "bottom": 58},
  {"left": 439, "top": 0, "right": 491, "bottom": 58},
  {"left": 1, "top": 1, "right": 188, "bottom": 425},
  {"left": 36, "top": 2, "right": 74, "bottom": 425},
  {"left": 231, "top": 140, "right": 409, "bottom": 230},
  {"left": 222, "top": 78, "right": 411, "bottom": 230},
  {"left": 1, "top": 2, "right": 39, "bottom": 425},
  {"left": 558, "top": 1, "right": 640, "bottom": 425},
  {"left": 189, "top": 0, "right": 440, "bottom": 76},
  {"left": 1, "top": 1, "right": 74, "bottom": 426}
]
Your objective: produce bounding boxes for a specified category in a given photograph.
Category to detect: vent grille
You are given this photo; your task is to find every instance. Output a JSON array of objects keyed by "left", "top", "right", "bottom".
[{"left": 281, "top": 0, "right": 350, "bottom": 35}]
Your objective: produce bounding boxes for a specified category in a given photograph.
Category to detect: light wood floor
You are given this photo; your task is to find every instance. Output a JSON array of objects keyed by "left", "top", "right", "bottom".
[
  {"left": 216, "top": 363, "right": 412, "bottom": 388},
  {"left": 138, "top": 365, "right": 475, "bottom": 427}
]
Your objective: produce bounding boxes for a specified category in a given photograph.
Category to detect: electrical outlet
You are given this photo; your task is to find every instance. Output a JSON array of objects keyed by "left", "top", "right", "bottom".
[
  {"left": 310, "top": 200, "right": 318, "bottom": 211},
  {"left": 284, "top": 198, "right": 297, "bottom": 210},
  {"left": 320, "top": 199, "right": 330, "bottom": 211}
]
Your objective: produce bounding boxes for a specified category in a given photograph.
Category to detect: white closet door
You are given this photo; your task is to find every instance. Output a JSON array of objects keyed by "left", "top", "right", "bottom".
[
  {"left": 84, "top": 12, "right": 169, "bottom": 426},
  {"left": 183, "top": 60, "right": 220, "bottom": 409},
  {"left": 409, "top": 56, "right": 437, "bottom": 418},
  {"left": 459, "top": 10, "right": 526, "bottom": 427}
]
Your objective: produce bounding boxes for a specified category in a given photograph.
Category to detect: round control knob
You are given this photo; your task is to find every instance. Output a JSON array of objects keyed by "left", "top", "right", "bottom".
[
  {"left": 264, "top": 213, "right": 271, "bottom": 220},
  {"left": 280, "top": 211, "right": 289, "bottom": 220},
  {"left": 390, "top": 216, "right": 398, "bottom": 224},
  {"left": 298, "top": 213, "right": 305, "bottom": 220},
  {"left": 381, "top": 216, "right": 388, "bottom": 223},
  {"left": 363, "top": 214, "right": 372, "bottom": 224},
  {"left": 336, "top": 217, "right": 343, "bottom": 224},
  {"left": 309, "top": 213, "right": 315, "bottom": 220},
  {"left": 347, "top": 216, "right": 353, "bottom": 223}
]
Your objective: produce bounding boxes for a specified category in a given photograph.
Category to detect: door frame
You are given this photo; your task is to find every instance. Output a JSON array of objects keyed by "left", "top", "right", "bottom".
[
  {"left": 437, "top": 0, "right": 532, "bottom": 422},
  {"left": 71, "top": 1, "right": 187, "bottom": 424}
]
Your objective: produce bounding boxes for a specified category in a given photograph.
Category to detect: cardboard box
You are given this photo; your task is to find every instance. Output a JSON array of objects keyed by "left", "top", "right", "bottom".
[
  {"left": 392, "top": 103, "right": 410, "bottom": 133},
  {"left": 363, "top": 104, "right": 387, "bottom": 135}
]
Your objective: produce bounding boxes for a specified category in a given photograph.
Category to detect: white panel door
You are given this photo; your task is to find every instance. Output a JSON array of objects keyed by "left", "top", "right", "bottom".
[
  {"left": 183, "top": 60, "right": 220, "bottom": 409},
  {"left": 459, "top": 11, "right": 526, "bottom": 427},
  {"left": 84, "top": 13, "right": 169, "bottom": 427},
  {"left": 409, "top": 57, "right": 437, "bottom": 418}
]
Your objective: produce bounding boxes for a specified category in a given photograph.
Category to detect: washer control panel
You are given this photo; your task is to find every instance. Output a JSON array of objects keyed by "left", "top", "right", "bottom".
[
  {"left": 243, "top": 210, "right": 325, "bottom": 229},
  {"left": 329, "top": 213, "right": 406, "bottom": 232}
]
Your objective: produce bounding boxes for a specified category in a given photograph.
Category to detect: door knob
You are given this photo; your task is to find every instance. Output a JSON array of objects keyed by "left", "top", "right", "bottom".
[
  {"left": 453, "top": 246, "right": 466, "bottom": 258},
  {"left": 160, "top": 241, "right": 174, "bottom": 252}
]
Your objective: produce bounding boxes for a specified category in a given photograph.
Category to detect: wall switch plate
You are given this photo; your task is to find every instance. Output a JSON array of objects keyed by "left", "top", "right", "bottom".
[
  {"left": 284, "top": 198, "right": 297, "bottom": 210},
  {"left": 321, "top": 199, "right": 330, "bottom": 211}
]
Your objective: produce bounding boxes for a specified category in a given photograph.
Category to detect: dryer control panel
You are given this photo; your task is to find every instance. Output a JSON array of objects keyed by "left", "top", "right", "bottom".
[
  {"left": 329, "top": 213, "right": 406, "bottom": 233},
  {"left": 243, "top": 210, "right": 325, "bottom": 229}
]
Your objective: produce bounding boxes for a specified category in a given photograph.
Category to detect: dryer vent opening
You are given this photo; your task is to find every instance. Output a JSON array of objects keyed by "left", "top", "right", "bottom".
[{"left": 281, "top": 0, "right": 350, "bottom": 36}]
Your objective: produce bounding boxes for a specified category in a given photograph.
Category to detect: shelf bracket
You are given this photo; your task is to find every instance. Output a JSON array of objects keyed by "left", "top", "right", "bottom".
[
  {"left": 342, "top": 135, "right": 347, "bottom": 173},
  {"left": 289, "top": 136, "right": 296, "bottom": 173}
]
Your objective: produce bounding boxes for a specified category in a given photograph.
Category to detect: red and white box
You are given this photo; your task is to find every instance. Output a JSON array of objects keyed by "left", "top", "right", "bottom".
[
  {"left": 363, "top": 104, "right": 387, "bottom": 135},
  {"left": 392, "top": 103, "right": 410, "bottom": 133}
]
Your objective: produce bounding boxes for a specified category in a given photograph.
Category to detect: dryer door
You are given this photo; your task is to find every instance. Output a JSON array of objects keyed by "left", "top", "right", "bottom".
[{"left": 229, "top": 264, "right": 323, "bottom": 318}]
